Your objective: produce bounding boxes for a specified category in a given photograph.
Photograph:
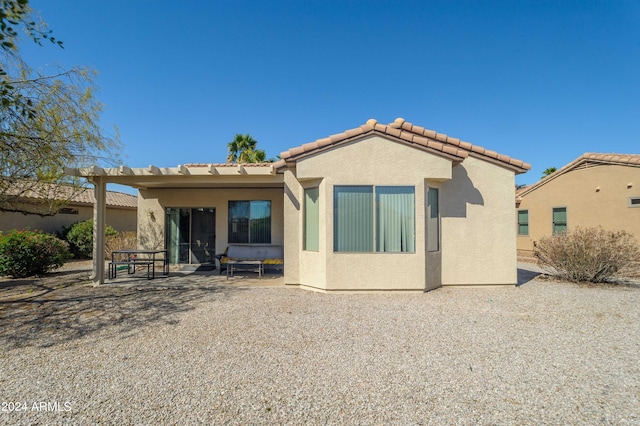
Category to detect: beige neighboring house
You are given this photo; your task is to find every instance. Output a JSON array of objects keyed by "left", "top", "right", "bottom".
[
  {"left": 516, "top": 153, "right": 640, "bottom": 255},
  {"left": 0, "top": 183, "right": 138, "bottom": 234},
  {"left": 67, "top": 117, "right": 530, "bottom": 291}
]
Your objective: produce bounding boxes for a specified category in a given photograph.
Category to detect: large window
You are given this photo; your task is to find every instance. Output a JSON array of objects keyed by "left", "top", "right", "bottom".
[
  {"left": 304, "top": 188, "right": 319, "bottom": 251},
  {"left": 228, "top": 200, "right": 271, "bottom": 243},
  {"left": 552, "top": 207, "right": 567, "bottom": 234},
  {"left": 517, "top": 210, "right": 529, "bottom": 236},
  {"left": 334, "top": 186, "right": 415, "bottom": 253}
]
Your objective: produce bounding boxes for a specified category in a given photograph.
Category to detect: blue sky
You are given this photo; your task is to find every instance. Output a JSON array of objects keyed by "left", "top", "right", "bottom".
[{"left": 22, "top": 0, "right": 640, "bottom": 193}]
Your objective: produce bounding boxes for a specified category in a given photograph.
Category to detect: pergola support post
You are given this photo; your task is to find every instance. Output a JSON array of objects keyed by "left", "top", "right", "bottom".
[{"left": 89, "top": 177, "right": 106, "bottom": 284}]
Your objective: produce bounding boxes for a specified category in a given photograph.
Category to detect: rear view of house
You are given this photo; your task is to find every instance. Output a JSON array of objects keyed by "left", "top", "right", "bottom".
[
  {"left": 516, "top": 153, "right": 640, "bottom": 255},
  {"left": 67, "top": 118, "right": 530, "bottom": 291}
]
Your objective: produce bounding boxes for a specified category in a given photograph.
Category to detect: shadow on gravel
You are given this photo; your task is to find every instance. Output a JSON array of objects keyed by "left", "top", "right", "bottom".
[
  {"left": 0, "top": 277, "right": 243, "bottom": 350},
  {"left": 517, "top": 267, "right": 541, "bottom": 286}
]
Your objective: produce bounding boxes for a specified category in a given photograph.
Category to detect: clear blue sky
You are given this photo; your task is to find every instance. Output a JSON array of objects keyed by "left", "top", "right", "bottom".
[{"left": 22, "top": 0, "right": 640, "bottom": 193}]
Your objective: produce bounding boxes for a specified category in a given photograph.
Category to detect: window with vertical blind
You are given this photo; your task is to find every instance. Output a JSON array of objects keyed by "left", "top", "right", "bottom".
[
  {"left": 228, "top": 200, "right": 271, "bottom": 243},
  {"left": 333, "top": 185, "right": 415, "bottom": 253},
  {"left": 304, "top": 188, "right": 319, "bottom": 251},
  {"left": 552, "top": 207, "right": 567, "bottom": 234},
  {"left": 427, "top": 187, "right": 439, "bottom": 252},
  {"left": 517, "top": 210, "right": 529, "bottom": 235}
]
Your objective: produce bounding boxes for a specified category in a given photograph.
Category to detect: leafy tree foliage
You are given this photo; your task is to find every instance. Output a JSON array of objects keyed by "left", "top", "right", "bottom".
[
  {"left": 226, "top": 133, "right": 267, "bottom": 164},
  {"left": 1, "top": 0, "right": 62, "bottom": 117},
  {"left": 0, "top": 0, "right": 121, "bottom": 215}
]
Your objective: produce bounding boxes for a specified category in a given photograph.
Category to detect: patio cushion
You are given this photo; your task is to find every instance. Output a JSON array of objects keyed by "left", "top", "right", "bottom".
[
  {"left": 217, "top": 245, "right": 284, "bottom": 270},
  {"left": 220, "top": 257, "right": 283, "bottom": 265}
]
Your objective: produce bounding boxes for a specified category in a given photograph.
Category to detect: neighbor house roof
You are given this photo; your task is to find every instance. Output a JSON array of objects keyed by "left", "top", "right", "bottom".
[
  {"left": 516, "top": 152, "right": 640, "bottom": 200},
  {"left": 279, "top": 117, "right": 531, "bottom": 174},
  {"left": 6, "top": 181, "right": 138, "bottom": 209}
]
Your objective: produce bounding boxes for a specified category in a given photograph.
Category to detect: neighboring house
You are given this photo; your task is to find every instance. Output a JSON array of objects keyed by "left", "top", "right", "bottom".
[
  {"left": 0, "top": 183, "right": 138, "bottom": 234},
  {"left": 516, "top": 153, "right": 640, "bottom": 255},
  {"left": 67, "top": 118, "right": 530, "bottom": 291}
]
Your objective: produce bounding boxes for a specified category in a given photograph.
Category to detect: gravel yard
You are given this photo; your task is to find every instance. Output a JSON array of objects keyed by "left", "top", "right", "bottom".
[{"left": 0, "top": 263, "right": 639, "bottom": 425}]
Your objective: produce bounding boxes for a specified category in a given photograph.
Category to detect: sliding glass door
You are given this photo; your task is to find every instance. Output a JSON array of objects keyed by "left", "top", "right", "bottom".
[{"left": 165, "top": 208, "right": 216, "bottom": 264}]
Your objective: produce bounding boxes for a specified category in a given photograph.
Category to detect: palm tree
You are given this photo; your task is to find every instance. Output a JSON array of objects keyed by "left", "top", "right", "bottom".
[
  {"left": 226, "top": 134, "right": 267, "bottom": 163},
  {"left": 542, "top": 167, "right": 557, "bottom": 178}
]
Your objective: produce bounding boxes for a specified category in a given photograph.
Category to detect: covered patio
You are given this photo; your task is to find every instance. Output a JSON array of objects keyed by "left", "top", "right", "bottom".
[{"left": 65, "top": 163, "right": 285, "bottom": 285}]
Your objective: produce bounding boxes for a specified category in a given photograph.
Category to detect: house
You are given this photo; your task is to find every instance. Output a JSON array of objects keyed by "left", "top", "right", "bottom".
[
  {"left": 0, "top": 182, "right": 138, "bottom": 234},
  {"left": 516, "top": 153, "right": 640, "bottom": 255},
  {"left": 66, "top": 118, "right": 530, "bottom": 291}
]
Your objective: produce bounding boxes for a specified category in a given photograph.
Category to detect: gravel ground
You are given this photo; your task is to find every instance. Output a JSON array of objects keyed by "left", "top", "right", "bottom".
[{"left": 0, "top": 264, "right": 639, "bottom": 425}]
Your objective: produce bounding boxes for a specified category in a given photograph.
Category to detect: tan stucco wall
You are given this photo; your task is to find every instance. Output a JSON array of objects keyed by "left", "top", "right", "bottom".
[
  {"left": 517, "top": 164, "right": 640, "bottom": 252},
  {"left": 285, "top": 135, "right": 454, "bottom": 291},
  {"left": 440, "top": 157, "right": 518, "bottom": 286},
  {"left": 137, "top": 188, "right": 284, "bottom": 255},
  {"left": 0, "top": 205, "right": 136, "bottom": 234}
]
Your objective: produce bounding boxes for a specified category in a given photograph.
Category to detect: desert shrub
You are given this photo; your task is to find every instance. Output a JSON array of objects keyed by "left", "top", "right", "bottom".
[
  {"left": 63, "top": 219, "right": 117, "bottom": 259},
  {"left": 0, "top": 229, "right": 72, "bottom": 278},
  {"left": 106, "top": 231, "right": 137, "bottom": 260},
  {"left": 535, "top": 227, "right": 640, "bottom": 283}
]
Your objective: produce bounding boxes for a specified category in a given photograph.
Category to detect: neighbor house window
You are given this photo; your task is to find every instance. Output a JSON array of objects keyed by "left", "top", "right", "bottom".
[
  {"left": 552, "top": 207, "right": 567, "bottom": 234},
  {"left": 427, "top": 187, "right": 439, "bottom": 251},
  {"left": 629, "top": 197, "right": 640, "bottom": 208},
  {"left": 228, "top": 200, "right": 271, "bottom": 243},
  {"left": 334, "top": 186, "right": 415, "bottom": 253},
  {"left": 517, "top": 210, "right": 529, "bottom": 236},
  {"left": 59, "top": 207, "right": 79, "bottom": 215},
  {"left": 304, "top": 188, "right": 319, "bottom": 251}
]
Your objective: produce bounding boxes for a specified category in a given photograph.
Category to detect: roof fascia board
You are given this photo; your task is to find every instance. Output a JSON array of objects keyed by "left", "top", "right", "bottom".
[{"left": 467, "top": 152, "right": 530, "bottom": 174}]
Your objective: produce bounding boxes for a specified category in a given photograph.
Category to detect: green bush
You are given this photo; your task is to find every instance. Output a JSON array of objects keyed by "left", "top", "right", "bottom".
[
  {"left": 64, "top": 219, "right": 117, "bottom": 259},
  {"left": 0, "top": 229, "right": 72, "bottom": 278},
  {"left": 535, "top": 227, "right": 640, "bottom": 283}
]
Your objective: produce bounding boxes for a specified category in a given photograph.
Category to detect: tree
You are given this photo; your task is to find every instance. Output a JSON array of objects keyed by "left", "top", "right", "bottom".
[
  {"left": 542, "top": 167, "right": 557, "bottom": 178},
  {"left": 226, "top": 133, "right": 267, "bottom": 164},
  {"left": 0, "top": 0, "right": 121, "bottom": 215},
  {"left": 1, "top": 0, "right": 63, "bottom": 118}
]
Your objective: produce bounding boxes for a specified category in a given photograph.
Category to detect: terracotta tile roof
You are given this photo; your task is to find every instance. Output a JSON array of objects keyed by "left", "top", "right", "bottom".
[
  {"left": 580, "top": 152, "right": 640, "bottom": 165},
  {"left": 516, "top": 152, "right": 640, "bottom": 199},
  {"left": 278, "top": 118, "right": 530, "bottom": 173},
  {"left": 7, "top": 181, "right": 137, "bottom": 209}
]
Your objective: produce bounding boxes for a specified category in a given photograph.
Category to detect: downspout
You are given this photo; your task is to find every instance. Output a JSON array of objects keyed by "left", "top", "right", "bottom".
[{"left": 89, "top": 176, "right": 106, "bottom": 284}]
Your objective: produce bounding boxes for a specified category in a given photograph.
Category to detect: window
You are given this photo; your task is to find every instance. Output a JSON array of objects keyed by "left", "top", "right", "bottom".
[
  {"left": 427, "top": 188, "right": 439, "bottom": 251},
  {"left": 517, "top": 210, "right": 529, "bottom": 236},
  {"left": 304, "top": 188, "right": 319, "bottom": 251},
  {"left": 228, "top": 200, "right": 271, "bottom": 243},
  {"left": 552, "top": 207, "right": 567, "bottom": 234},
  {"left": 59, "top": 207, "right": 79, "bottom": 215},
  {"left": 629, "top": 197, "right": 640, "bottom": 208},
  {"left": 334, "top": 186, "right": 415, "bottom": 253}
]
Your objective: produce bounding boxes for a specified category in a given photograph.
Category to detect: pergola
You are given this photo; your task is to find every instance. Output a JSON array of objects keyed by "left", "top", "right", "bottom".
[{"left": 64, "top": 163, "right": 284, "bottom": 284}]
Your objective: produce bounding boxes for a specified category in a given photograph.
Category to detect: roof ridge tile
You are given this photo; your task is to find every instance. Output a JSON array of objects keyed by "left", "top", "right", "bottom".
[{"left": 277, "top": 117, "right": 529, "bottom": 173}]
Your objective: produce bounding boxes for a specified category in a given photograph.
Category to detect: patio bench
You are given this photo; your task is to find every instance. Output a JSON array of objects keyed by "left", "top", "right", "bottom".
[
  {"left": 216, "top": 244, "right": 284, "bottom": 279},
  {"left": 108, "top": 250, "right": 169, "bottom": 280},
  {"left": 108, "top": 259, "right": 154, "bottom": 280}
]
